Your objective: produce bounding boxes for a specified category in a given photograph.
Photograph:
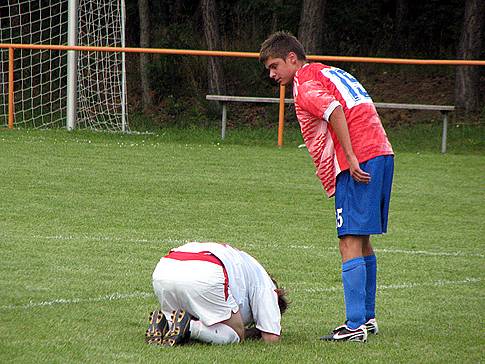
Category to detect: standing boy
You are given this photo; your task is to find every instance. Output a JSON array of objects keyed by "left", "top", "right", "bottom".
[{"left": 260, "top": 32, "right": 394, "bottom": 342}]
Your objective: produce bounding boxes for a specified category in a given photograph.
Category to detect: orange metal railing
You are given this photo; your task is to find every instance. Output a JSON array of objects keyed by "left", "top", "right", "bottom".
[{"left": 2, "top": 43, "right": 484, "bottom": 145}]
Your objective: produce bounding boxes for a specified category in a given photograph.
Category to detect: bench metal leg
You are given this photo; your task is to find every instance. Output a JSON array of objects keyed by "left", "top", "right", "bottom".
[
  {"left": 441, "top": 112, "right": 448, "bottom": 154},
  {"left": 220, "top": 103, "right": 227, "bottom": 140}
]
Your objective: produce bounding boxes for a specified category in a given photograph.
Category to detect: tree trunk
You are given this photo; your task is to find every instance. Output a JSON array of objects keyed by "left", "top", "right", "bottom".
[
  {"left": 455, "top": 0, "right": 484, "bottom": 112},
  {"left": 201, "top": 0, "right": 225, "bottom": 97},
  {"left": 298, "top": 0, "right": 326, "bottom": 54},
  {"left": 138, "top": 0, "right": 152, "bottom": 113},
  {"left": 394, "top": 0, "right": 409, "bottom": 52},
  {"left": 271, "top": 0, "right": 283, "bottom": 33}
]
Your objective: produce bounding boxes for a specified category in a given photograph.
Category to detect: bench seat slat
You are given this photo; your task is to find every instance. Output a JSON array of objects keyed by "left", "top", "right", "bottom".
[
  {"left": 206, "top": 95, "right": 454, "bottom": 111},
  {"left": 206, "top": 95, "right": 293, "bottom": 104}
]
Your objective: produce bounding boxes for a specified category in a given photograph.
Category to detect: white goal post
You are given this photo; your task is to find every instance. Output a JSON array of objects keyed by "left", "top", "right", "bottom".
[{"left": 0, "top": 0, "right": 128, "bottom": 131}]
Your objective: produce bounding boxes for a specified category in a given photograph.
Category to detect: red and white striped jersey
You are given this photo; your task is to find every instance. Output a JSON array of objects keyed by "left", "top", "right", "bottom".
[{"left": 293, "top": 63, "right": 393, "bottom": 197}]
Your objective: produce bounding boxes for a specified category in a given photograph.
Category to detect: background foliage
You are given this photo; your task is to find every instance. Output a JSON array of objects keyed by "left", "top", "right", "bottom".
[{"left": 121, "top": 0, "right": 484, "bottom": 129}]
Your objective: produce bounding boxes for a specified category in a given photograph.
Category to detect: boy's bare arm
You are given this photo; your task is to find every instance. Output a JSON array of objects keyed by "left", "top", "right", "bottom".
[
  {"left": 261, "top": 332, "right": 280, "bottom": 343},
  {"left": 245, "top": 328, "right": 280, "bottom": 343},
  {"left": 329, "top": 106, "right": 371, "bottom": 183}
]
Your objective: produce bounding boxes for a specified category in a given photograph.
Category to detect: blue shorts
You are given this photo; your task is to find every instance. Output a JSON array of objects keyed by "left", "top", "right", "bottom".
[{"left": 335, "top": 155, "right": 394, "bottom": 238}]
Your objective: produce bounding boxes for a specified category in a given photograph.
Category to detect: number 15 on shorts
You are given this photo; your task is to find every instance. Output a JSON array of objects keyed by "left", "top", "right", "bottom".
[{"left": 336, "top": 208, "right": 343, "bottom": 228}]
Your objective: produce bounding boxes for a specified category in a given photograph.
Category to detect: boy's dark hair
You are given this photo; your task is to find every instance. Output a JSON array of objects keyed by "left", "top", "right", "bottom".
[
  {"left": 271, "top": 277, "right": 289, "bottom": 315},
  {"left": 259, "top": 31, "right": 306, "bottom": 64}
]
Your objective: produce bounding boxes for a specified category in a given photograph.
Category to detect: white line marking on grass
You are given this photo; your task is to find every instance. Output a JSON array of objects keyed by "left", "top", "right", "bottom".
[
  {"left": 36, "top": 234, "right": 189, "bottom": 246},
  {"left": 5, "top": 233, "right": 484, "bottom": 258},
  {"left": 300, "top": 277, "right": 481, "bottom": 293},
  {"left": 2, "top": 278, "right": 480, "bottom": 311},
  {"left": 245, "top": 242, "right": 484, "bottom": 258},
  {"left": 0, "top": 291, "right": 153, "bottom": 310},
  {"left": 374, "top": 248, "right": 484, "bottom": 258}
]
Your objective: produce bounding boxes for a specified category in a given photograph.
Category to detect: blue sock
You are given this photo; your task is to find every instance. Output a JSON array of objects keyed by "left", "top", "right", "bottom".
[
  {"left": 342, "top": 257, "right": 366, "bottom": 329},
  {"left": 364, "top": 255, "right": 377, "bottom": 321}
]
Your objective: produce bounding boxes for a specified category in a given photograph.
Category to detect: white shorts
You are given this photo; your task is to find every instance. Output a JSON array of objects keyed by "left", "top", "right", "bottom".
[{"left": 152, "top": 257, "right": 239, "bottom": 326}]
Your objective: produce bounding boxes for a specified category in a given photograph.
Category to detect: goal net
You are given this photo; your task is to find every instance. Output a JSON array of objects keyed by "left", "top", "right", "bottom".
[{"left": 0, "top": 0, "right": 128, "bottom": 131}]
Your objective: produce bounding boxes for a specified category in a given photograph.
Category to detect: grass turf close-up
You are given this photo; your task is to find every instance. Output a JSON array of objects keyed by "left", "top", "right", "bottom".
[{"left": 0, "top": 126, "right": 483, "bottom": 363}]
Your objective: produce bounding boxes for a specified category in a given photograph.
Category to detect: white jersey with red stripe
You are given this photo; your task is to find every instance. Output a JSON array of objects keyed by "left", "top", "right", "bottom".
[
  {"left": 171, "top": 242, "right": 281, "bottom": 336},
  {"left": 293, "top": 63, "right": 393, "bottom": 197}
]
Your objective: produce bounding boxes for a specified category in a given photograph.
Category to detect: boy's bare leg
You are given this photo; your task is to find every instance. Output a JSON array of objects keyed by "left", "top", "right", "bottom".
[
  {"left": 220, "top": 310, "right": 245, "bottom": 341},
  {"left": 189, "top": 310, "right": 244, "bottom": 344},
  {"left": 339, "top": 235, "right": 369, "bottom": 261}
]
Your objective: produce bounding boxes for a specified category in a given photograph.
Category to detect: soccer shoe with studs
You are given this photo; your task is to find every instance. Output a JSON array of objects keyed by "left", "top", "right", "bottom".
[
  {"left": 145, "top": 310, "right": 169, "bottom": 344},
  {"left": 365, "top": 318, "right": 379, "bottom": 335},
  {"left": 320, "top": 323, "right": 368, "bottom": 342},
  {"left": 162, "top": 309, "right": 192, "bottom": 347}
]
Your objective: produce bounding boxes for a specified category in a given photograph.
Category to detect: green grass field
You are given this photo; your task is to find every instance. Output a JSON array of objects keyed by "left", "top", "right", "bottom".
[{"left": 0, "top": 127, "right": 484, "bottom": 363}]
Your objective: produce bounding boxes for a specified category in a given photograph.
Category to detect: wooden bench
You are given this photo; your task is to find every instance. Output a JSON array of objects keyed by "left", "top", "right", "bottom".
[{"left": 206, "top": 95, "right": 455, "bottom": 153}]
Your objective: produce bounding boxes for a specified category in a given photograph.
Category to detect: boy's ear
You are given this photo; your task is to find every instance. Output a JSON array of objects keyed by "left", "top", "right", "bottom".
[{"left": 286, "top": 52, "right": 298, "bottom": 64}]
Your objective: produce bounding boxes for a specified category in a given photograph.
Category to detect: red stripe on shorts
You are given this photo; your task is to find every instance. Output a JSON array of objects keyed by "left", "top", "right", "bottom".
[{"left": 164, "top": 250, "right": 229, "bottom": 300}]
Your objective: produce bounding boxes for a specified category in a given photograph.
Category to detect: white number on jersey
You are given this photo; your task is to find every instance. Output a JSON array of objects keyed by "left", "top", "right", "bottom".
[{"left": 322, "top": 68, "right": 372, "bottom": 109}]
